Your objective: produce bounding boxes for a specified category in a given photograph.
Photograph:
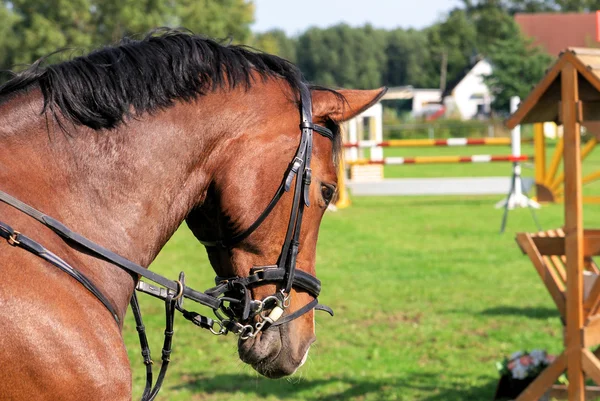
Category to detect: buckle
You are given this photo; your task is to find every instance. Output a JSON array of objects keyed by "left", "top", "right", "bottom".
[
  {"left": 7, "top": 231, "right": 20, "bottom": 246},
  {"left": 172, "top": 279, "right": 184, "bottom": 301},
  {"left": 299, "top": 121, "right": 314, "bottom": 130}
]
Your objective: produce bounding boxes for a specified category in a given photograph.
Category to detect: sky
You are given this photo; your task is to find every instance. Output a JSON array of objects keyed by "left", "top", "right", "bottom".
[{"left": 252, "top": 0, "right": 464, "bottom": 35}]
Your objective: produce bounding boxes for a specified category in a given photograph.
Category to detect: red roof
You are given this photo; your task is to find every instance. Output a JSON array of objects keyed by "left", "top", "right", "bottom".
[{"left": 515, "top": 12, "right": 600, "bottom": 56}]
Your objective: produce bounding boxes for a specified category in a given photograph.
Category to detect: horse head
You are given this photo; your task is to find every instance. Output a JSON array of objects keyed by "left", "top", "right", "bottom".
[
  {"left": 0, "top": 30, "right": 386, "bottom": 399},
  {"left": 185, "top": 86, "right": 385, "bottom": 377}
]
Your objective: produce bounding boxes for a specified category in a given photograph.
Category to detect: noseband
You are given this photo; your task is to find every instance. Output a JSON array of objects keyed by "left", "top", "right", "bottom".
[{"left": 0, "top": 85, "right": 333, "bottom": 399}]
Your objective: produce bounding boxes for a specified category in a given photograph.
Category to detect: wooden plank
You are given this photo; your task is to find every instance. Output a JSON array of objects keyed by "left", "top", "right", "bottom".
[
  {"left": 551, "top": 137, "right": 597, "bottom": 192},
  {"left": 549, "top": 384, "right": 600, "bottom": 399},
  {"left": 583, "top": 348, "right": 600, "bottom": 385},
  {"left": 584, "top": 275, "right": 600, "bottom": 317},
  {"left": 583, "top": 196, "right": 600, "bottom": 204},
  {"left": 515, "top": 351, "right": 567, "bottom": 401},
  {"left": 562, "top": 62, "right": 586, "bottom": 401},
  {"left": 569, "top": 47, "right": 600, "bottom": 56},
  {"left": 544, "top": 137, "right": 564, "bottom": 188},
  {"left": 541, "top": 230, "right": 567, "bottom": 284},
  {"left": 576, "top": 101, "right": 600, "bottom": 122},
  {"left": 582, "top": 170, "right": 600, "bottom": 186},
  {"left": 534, "top": 123, "right": 546, "bottom": 186},
  {"left": 588, "top": 274, "right": 600, "bottom": 317},
  {"left": 584, "top": 315, "right": 600, "bottom": 347},
  {"left": 529, "top": 234, "right": 600, "bottom": 256},
  {"left": 569, "top": 51, "right": 600, "bottom": 98},
  {"left": 586, "top": 257, "right": 600, "bottom": 274},
  {"left": 506, "top": 56, "right": 566, "bottom": 129},
  {"left": 516, "top": 233, "right": 566, "bottom": 318}
]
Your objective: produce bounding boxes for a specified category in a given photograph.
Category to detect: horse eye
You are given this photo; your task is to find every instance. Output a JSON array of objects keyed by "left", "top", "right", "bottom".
[{"left": 321, "top": 185, "right": 335, "bottom": 201}]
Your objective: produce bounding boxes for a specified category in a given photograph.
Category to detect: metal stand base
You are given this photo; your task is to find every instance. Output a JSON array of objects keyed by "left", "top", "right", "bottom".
[{"left": 496, "top": 162, "right": 542, "bottom": 233}]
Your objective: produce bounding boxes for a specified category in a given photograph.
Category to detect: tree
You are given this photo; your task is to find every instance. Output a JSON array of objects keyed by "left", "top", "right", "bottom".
[
  {"left": 0, "top": 0, "right": 255, "bottom": 71},
  {"left": 0, "top": 5, "right": 20, "bottom": 70},
  {"left": 384, "top": 29, "right": 437, "bottom": 88},
  {"left": 474, "top": 5, "right": 552, "bottom": 111},
  {"left": 252, "top": 29, "right": 297, "bottom": 62},
  {"left": 174, "top": 0, "right": 254, "bottom": 43},
  {"left": 462, "top": 0, "right": 600, "bottom": 13},
  {"left": 296, "top": 24, "right": 387, "bottom": 89},
  {"left": 425, "top": 9, "right": 478, "bottom": 91},
  {"left": 6, "top": 0, "right": 96, "bottom": 65},
  {"left": 92, "top": 0, "right": 173, "bottom": 44},
  {"left": 554, "top": 0, "right": 600, "bottom": 11}
]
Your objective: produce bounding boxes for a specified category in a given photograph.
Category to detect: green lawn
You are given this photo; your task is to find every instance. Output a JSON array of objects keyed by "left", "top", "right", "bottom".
[{"left": 124, "top": 194, "right": 600, "bottom": 401}]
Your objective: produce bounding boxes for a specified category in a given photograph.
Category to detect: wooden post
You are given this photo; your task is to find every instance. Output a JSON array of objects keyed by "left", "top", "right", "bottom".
[
  {"left": 534, "top": 123, "right": 546, "bottom": 186},
  {"left": 335, "top": 157, "right": 351, "bottom": 209},
  {"left": 561, "top": 63, "right": 586, "bottom": 401}
]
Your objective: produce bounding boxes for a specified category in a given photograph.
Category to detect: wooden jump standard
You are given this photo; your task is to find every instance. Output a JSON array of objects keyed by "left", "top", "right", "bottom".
[{"left": 506, "top": 48, "right": 600, "bottom": 401}]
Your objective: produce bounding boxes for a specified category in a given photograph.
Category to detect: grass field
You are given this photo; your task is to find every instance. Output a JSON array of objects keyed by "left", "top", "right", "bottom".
[{"left": 122, "top": 142, "right": 600, "bottom": 401}]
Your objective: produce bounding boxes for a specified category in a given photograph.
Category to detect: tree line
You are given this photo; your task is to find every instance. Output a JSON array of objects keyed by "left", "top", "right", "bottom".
[
  {"left": 1, "top": 0, "right": 596, "bottom": 111},
  {"left": 254, "top": 0, "right": 557, "bottom": 112}
]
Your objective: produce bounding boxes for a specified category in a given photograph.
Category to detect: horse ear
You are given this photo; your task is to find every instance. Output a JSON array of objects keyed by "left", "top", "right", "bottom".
[{"left": 311, "top": 87, "right": 387, "bottom": 123}]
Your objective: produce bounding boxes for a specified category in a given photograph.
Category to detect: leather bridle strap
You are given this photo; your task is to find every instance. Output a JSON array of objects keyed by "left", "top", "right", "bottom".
[
  {"left": 197, "top": 126, "right": 332, "bottom": 249},
  {"left": 0, "top": 221, "right": 121, "bottom": 323},
  {"left": 0, "top": 189, "right": 221, "bottom": 311},
  {"left": 195, "top": 91, "right": 333, "bottom": 333},
  {"left": 274, "top": 88, "right": 315, "bottom": 296},
  {"left": 130, "top": 291, "right": 176, "bottom": 401},
  {"left": 211, "top": 268, "right": 322, "bottom": 297}
]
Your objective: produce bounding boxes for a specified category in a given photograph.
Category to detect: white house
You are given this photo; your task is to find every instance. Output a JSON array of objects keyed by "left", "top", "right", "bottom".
[
  {"left": 441, "top": 58, "right": 493, "bottom": 120},
  {"left": 411, "top": 89, "right": 443, "bottom": 118}
]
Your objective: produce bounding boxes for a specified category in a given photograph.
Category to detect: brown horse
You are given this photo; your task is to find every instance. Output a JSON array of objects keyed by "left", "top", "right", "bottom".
[{"left": 0, "top": 30, "right": 385, "bottom": 400}]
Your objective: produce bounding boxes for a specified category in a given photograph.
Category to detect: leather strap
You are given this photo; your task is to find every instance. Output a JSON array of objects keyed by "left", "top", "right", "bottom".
[
  {"left": 0, "top": 221, "right": 121, "bottom": 323},
  {"left": 210, "top": 267, "right": 321, "bottom": 298},
  {"left": 0, "top": 189, "right": 221, "bottom": 311},
  {"left": 131, "top": 292, "right": 177, "bottom": 401},
  {"left": 270, "top": 298, "right": 334, "bottom": 327},
  {"left": 197, "top": 122, "right": 332, "bottom": 249}
]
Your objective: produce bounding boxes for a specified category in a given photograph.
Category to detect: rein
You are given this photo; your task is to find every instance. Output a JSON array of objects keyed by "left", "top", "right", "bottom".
[{"left": 0, "top": 87, "right": 333, "bottom": 400}]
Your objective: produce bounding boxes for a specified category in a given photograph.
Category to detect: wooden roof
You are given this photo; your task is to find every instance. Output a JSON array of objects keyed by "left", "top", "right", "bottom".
[{"left": 506, "top": 48, "right": 600, "bottom": 134}]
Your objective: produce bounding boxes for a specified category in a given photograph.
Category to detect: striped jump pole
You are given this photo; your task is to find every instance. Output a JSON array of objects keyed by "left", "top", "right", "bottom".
[
  {"left": 343, "top": 137, "right": 517, "bottom": 148},
  {"left": 347, "top": 155, "right": 533, "bottom": 166}
]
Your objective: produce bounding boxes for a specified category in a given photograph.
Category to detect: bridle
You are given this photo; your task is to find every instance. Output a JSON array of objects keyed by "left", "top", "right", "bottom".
[
  {"left": 0, "top": 84, "right": 334, "bottom": 400},
  {"left": 196, "top": 87, "right": 333, "bottom": 339}
]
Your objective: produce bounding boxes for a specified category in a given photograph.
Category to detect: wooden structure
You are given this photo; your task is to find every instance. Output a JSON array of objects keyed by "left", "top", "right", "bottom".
[
  {"left": 507, "top": 48, "right": 600, "bottom": 401},
  {"left": 532, "top": 122, "right": 599, "bottom": 204}
]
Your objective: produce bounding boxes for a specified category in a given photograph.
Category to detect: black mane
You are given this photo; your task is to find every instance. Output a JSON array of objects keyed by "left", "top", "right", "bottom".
[{"left": 0, "top": 29, "right": 309, "bottom": 130}]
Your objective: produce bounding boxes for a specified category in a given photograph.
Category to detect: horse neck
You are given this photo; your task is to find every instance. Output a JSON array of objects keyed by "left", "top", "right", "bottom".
[{"left": 0, "top": 87, "right": 261, "bottom": 320}]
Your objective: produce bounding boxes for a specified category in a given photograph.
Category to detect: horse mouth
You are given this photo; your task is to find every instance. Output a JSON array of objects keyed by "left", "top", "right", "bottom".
[{"left": 237, "top": 326, "right": 313, "bottom": 379}]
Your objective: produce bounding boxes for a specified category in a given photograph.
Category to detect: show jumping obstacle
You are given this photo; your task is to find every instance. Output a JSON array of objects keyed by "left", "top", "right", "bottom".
[
  {"left": 346, "top": 154, "right": 531, "bottom": 166},
  {"left": 532, "top": 122, "right": 600, "bottom": 204},
  {"left": 336, "top": 120, "right": 533, "bottom": 206},
  {"left": 343, "top": 137, "right": 514, "bottom": 148},
  {"left": 506, "top": 47, "right": 600, "bottom": 401}
]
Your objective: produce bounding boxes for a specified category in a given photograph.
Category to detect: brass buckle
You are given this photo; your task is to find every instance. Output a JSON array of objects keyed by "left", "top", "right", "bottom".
[
  {"left": 172, "top": 280, "right": 184, "bottom": 301},
  {"left": 7, "top": 231, "right": 20, "bottom": 246}
]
